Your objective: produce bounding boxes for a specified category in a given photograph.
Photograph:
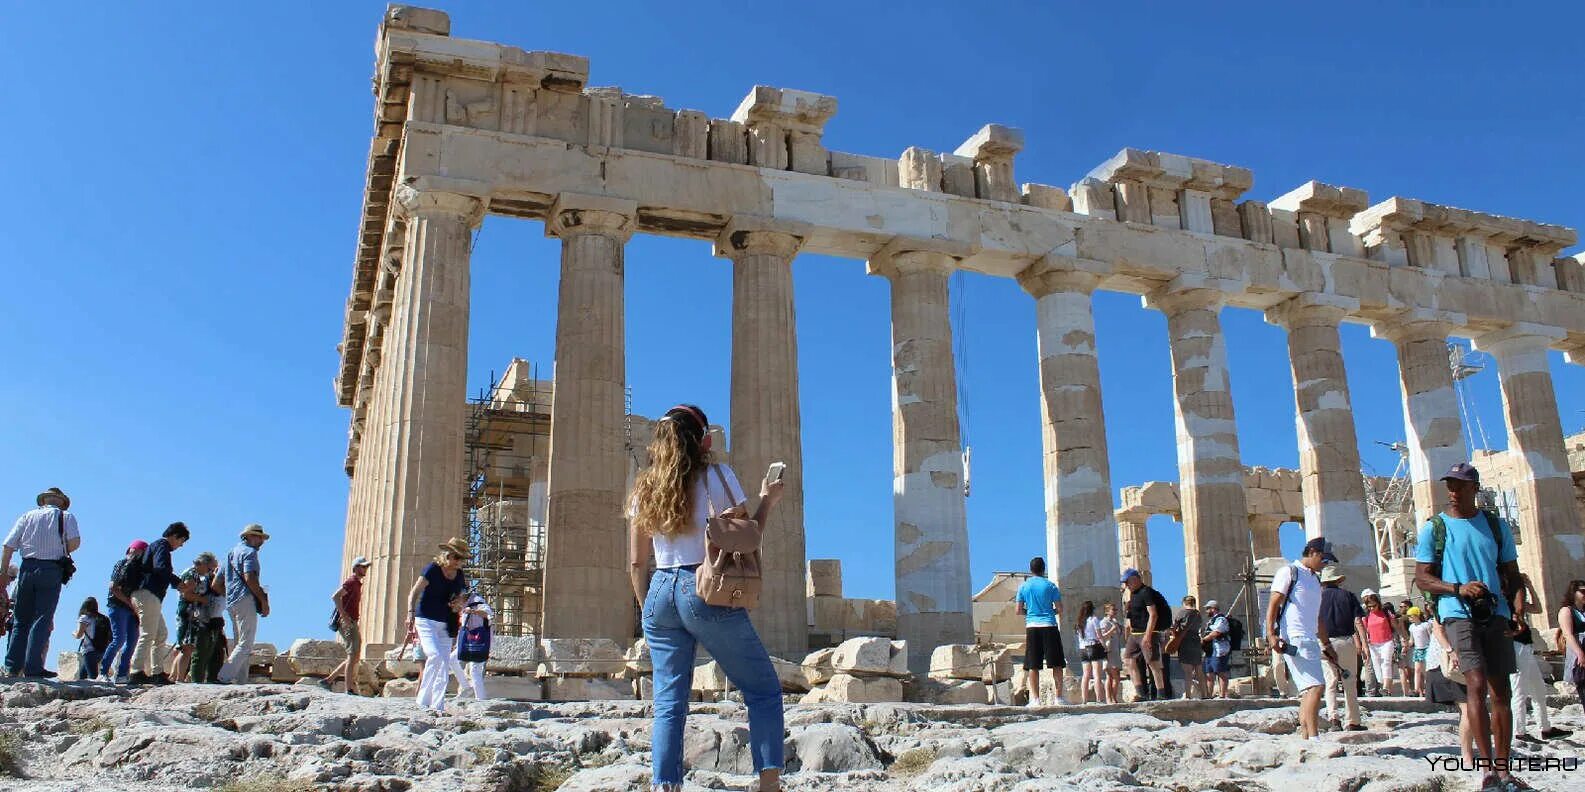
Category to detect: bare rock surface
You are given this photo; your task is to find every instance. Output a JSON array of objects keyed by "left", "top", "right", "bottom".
[{"left": 1, "top": 680, "right": 1582, "bottom": 791}]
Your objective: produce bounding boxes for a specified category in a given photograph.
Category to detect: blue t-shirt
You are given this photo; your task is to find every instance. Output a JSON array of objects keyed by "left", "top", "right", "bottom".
[
  {"left": 1017, "top": 576, "right": 1061, "bottom": 628},
  {"left": 416, "top": 562, "right": 466, "bottom": 624},
  {"left": 225, "top": 542, "right": 261, "bottom": 607},
  {"left": 1414, "top": 511, "right": 1517, "bottom": 621}
]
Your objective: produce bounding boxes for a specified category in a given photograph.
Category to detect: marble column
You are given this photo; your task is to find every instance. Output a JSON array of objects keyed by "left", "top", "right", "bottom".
[
  {"left": 868, "top": 244, "right": 972, "bottom": 671},
  {"left": 1144, "top": 278, "right": 1251, "bottom": 607},
  {"left": 1116, "top": 508, "right": 1152, "bottom": 586},
  {"left": 1370, "top": 312, "right": 1467, "bottom": 523},
  {"left": 1249, "top": 515, "right": 1284, "bottom": 560},
  {"left": 541, "top": 194, "right": 638, "bottom": 642},
  {"left": 364, "top": 185, "right": 484, "bottom": 644},
  {"left": 1017, "top": 260, "right": 1119, "bottom": 614},
  {"left": 1268, "top": 295, "right": 1377, "bottom": 589},
  {"left": 715, "top": 218, "right": 810, "bottom": 659},
  {"left": 1474, "top": 324, "right": 1583, "bottom": 626}
]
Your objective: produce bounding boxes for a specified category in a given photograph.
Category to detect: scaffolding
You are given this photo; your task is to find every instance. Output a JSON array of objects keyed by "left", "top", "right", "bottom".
[{"left": 463, "top": 361, "right": 553, "bottom": 637}]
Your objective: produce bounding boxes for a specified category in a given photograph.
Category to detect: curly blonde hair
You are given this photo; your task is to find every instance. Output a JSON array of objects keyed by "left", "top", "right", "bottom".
[{"left": 632, "top": 407, "right": 710, "bottom": 537}]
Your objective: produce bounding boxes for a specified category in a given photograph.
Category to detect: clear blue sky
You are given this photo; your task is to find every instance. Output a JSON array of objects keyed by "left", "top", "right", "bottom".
[{"left": 3, "top": 2, "right": 1582, "bottom": 655}]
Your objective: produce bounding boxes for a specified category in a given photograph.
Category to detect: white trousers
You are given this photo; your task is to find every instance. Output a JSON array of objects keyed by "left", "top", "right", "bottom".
[
  {"left": 1368, "top": 641, "right": 1395, "bottom": 689},
  {"left": 1511, "top": 641, "right": 1551, "bottom": 735},
  {"left": 416, "top": 617, "right": 464, "bottom": 711},
  {"left": 219, "top": 597, "right": 258, "bottom": 684}
]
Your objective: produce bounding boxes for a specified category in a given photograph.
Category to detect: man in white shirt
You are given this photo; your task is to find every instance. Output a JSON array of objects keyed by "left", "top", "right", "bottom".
[
  {"left": 1265, "top": 537, "right": 1338, "bottom": 740},
  {"left": 2, "top": 488, "right": 81, "bottom": 678}
]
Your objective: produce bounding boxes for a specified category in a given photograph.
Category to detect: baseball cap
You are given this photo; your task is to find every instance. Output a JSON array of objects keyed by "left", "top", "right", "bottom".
[
  {"left": 1360, "top": 588, "right": 1377, "bottom": 598},
  {"left": 128, "top": 539, "right": 149, "bottom": 554},
  {"left": 1204, "top": 600, "right": 1219, "bottom": 609},
  {"left": 352, "top": 556, "right": 371, "bottom": 568},
  {"left": 1120, "top": 568, "right": 1141, "bottom": 584},
  {"left": 1302, "top": 537, "right": 1337, "bottom": 563},
  {"left": 1440, "top": 462, "right": 1480, "bottom": 484}
]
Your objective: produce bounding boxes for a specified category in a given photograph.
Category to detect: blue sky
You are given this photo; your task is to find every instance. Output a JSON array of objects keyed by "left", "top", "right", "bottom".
[{"left": 2, "top": 1, "right": 1582, "bottom": 655}]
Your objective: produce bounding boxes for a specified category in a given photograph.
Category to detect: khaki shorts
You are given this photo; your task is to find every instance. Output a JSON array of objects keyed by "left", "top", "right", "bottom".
[
  {"left": 1123, "top": 631, "right": 1167, "bottom": 663},
  {"left": 337, "top": 619, "right": 362, "bottom": 650}
]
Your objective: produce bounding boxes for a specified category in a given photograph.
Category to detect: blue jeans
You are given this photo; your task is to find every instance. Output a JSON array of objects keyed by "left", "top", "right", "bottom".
[
  {"left": 4, "top": 558, "right": 64, "bottom": 676},
  {"left": 78, "top": 649, "right": 103, "bottom": 680},
  {"left": 100, "top": 603, "right": 139, "bottom": 678},
  {"left": 643, "top": 566, "right": 783, "bottom": 787}
]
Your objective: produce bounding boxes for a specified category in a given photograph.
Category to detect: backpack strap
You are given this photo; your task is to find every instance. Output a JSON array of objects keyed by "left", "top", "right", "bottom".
[{"left": 711, "top": 465, "right": 738, "bottom": 510}]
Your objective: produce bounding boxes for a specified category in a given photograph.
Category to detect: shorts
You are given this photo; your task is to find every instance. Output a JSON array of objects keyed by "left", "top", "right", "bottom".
[
  {"left": 1443, "top": 618, "right": 1516, "bottom": 678},
  {"left": 337, "top": 619, "right": 362, "bottom": 649},
  {"left": 1178, "top": 639, "right": 1203, "bottom": 665},
  {"left": 1124, "top": 632, "right": 1167, "bottom": 663},
  {"left": 176, "top": 619, "right": 197, "bottom": 648},
  {"left": 1412, "top": 647, "right": 1427, "bottom": 664},
  {"left": 1203, "top": 654, "right": 1230, "bottom": 675},
  {"left": 1024, "top": 626, "right": 1066, "bottom": 670},
  {"left": 1281, "top": 639, "right": 1325, "bottom": 692},
  {"left": 1079, "top": 643, "right": 1107, "bottom": 663},
  {"left": 1425, "top": 667, "right": 1466, "bottom": 705}
]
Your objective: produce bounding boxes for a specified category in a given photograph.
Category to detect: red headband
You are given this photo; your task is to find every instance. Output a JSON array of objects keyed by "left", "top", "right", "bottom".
[{"left": 664, "top": 405, "right": 711, "bottom": 451}]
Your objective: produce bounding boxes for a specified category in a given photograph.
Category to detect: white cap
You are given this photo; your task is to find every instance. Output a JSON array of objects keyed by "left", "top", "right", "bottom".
[
  {"left": 1204, "top": 600, "right": 1219, "bottom": 609},
  {"left": 1360, "top": 588, "right": 1377, "bottom": 598},
  {"left": 352, "top": 556, "right": 371, "bottom": 568}
]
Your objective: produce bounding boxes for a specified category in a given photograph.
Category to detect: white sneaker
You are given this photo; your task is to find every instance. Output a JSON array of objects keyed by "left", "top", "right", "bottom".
[{"left": 1026, "top": 695, "right": 1044, "bottom": 708}]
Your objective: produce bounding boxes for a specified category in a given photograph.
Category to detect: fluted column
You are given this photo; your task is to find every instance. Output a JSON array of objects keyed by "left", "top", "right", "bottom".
[
  {"left": 1116, "top": 508, "right": 1152, "bottom": 585},
  {"left": 541, "top": 194, "right": 638, "bottom": 642},
  {"left": 1249, "top": 514, "right": 1284, "bottom": 560},
  {"left": 364, "top": 184, "right": 484, "bottom": 644},
  {"left": 1017, "top": 260, "right": 1119, "bottom": 613},
  {"left": 868, "top": 244, "right": 972, "bottom": 671},
  {"left": 1144, "top": 278, "right": 1251, "bottom": 606},
  {"left": 1268, "top": 295, "right": 1376, "bottom": 589},
  {"left": 715, "top": 218, "right": 810, "bottom": 659},
  {"left": 1370, "top": 312, "right": 1467, "bottom": 523},
  {"left": 1474, "top": 324, "right": 1583, "bottom": 626}
]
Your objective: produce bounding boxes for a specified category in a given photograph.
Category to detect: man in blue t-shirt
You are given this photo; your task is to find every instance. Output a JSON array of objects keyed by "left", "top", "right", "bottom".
[
  {"left": 1414, "top": 462, "right": 1522, "bottom": 790},
  {"left": 1016, "top": 556, "right": 1065, "bottom": 706}
]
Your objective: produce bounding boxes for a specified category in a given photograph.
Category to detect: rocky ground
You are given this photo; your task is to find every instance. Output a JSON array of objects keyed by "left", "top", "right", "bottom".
[{"left": 1, "top": 679, "right": 1582, "bottom": 791}]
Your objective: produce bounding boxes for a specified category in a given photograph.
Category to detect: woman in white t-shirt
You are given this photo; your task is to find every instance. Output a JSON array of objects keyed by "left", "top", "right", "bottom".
[
  {"left": 1075, "top": 600, "right": 1109, "bottom": 703},
  {"left": 627, "top": 404, "right": 785, "bottom": 792}
]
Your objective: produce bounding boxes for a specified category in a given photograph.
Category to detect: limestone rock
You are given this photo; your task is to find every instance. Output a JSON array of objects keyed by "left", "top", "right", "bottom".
[
  {"left": 380, "top": 645, "right": 422, "bottom": 679},
  {"left": 906, "top": 677, "right": 987, "bottom": 704},
  {"left": 820, "top": 673, "right": 903, "bottom": 703},
  {"left": 807, "top": 558, "right": 842, "bottom": 597},
  {"left": 483, "top": 675, "right": 543, "bottom": 701},
  {"left": 248, "top": 642, "right": 278, "bottom": 667},
  {"left": 623, "top": 638, "right": 651, "bottom": 675},
  {"left": 287, "top": 638, "right": 347, "bottom": 677},
  {"left": 928, "top": 644, "right": 980, "bottom": 680},
  {"left": 787, "top": 723, "right": 882, "bottom": 772},
  {"left": 484, "top": 634, "right": 539, "bottom": 675},
  {"left": 56, "top": 651, "right": 83, "bottom": 681},
  {"left": 770, "top": 656, "right": 809, "bottom": 693},
  {"left": 544, "top": 676, "right": 634, "bottom": 701},
  {"left": 537, "top": 638, "right": 624, "bottom": 677},
  {"left": 382, "top": 678, "right": 418, "bottom": 697},
  {"left": 831, "top": 636, "right": 907, "bottom": 677},
  {"left": 801, "top": 647, "right": 836, "bottom": 686},
  {"left": 692, "top": 661, "right": 730, "bottom": 694}
]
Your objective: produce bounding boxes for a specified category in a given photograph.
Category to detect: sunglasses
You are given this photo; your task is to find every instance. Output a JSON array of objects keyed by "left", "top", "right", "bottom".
[{"left": 446, "top": 553, "right": 465, "bottom": 561}]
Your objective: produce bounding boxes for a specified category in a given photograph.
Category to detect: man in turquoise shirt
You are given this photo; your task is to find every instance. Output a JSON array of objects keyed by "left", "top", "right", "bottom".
[
  {"left": 1016, "top": 556, "right": 1064, "bottom": 706},
  {"left": 1414, "top": 462, "right": 1522, "bottom": 791}
]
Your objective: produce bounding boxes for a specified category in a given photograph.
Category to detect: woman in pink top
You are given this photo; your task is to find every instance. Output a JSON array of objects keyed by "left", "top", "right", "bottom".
[{"left": 1361, "top": 590, "right": 1399, "bottom": 696}]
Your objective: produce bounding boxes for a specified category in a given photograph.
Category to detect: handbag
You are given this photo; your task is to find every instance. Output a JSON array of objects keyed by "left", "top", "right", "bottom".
[
  {"left": 694, "top": 465, "right": 764, "bottom": 609},
  {"left": 458, "top": 616, "right": 492, "bottom": 663},
  {"left": 55, "top": 510, "right": 76, "bottom": 585}
]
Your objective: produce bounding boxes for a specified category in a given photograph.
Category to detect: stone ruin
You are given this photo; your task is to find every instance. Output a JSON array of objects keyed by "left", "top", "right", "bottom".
[{"left": 334, "top": 5, "right": 1585, "bottom": 691}]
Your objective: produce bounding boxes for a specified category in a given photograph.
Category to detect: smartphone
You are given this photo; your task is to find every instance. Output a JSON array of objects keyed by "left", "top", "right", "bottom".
[{"left": 766, "top": 461, "right": 786, "bottom": 482}]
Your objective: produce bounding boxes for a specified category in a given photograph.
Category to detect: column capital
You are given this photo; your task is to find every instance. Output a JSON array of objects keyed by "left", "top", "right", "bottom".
[
  {"left": 393, "top": 179, "right": 487, "bottom": 227},
  {"left": 1114, "top": 506, "right": 1152, "bottom": 524},
  {"left": 712, "top": 216, "right": 810, "bottom": 261},
  {"left": 1265, "top": 293, "right": 1359, "bottom": 329},
  {"left": 865, "top": 236, "right": 971, "bottom": 280},
  {"left": 1016, "top": 255, "right": 1104, "bottom": 298},
  {"left": 1141, "top": 274, "right": 1232, "bottom": 315},
  {"left": 545, "top": 193, "right": 638, "bottom": 242},
  {"left": 1471, "top": 322, "right": 1568, "bottom": 355},
  {"left": 1367, "top": 308, "right": 1468, "bottom": 344}
]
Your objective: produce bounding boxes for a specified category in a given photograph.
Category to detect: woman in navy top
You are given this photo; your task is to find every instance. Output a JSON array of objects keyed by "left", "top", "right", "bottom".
[{"left": 405, "top": 537, "right": 469, "bottom": 712}]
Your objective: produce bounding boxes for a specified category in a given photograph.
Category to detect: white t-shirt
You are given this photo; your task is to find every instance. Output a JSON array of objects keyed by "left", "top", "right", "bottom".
[
  {"left": 1409, "top": 621, "right": 1433, "bottom": 649},
  {"left": 1079, "top": 615, "right": 1102, "bottom": 647},
  {"left": 638, "top": 464, "right": 747, "bottom": 569},
  {"left": 1270, "top": 562, "right": 1322, "bottom": 643}
]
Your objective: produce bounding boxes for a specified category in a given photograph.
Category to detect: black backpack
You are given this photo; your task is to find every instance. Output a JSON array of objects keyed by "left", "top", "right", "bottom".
[
  {"left": 1226, "top": 616, "right": 1245, "bottom": 650},
  {"left": 90, "top": 612, "right": 112, "bottom": 653}
]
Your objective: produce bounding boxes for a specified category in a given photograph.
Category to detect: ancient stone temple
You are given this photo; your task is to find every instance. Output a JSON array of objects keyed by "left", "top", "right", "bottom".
[{"left": 337, "top": 5, "right": 1585, "bottom": 661}]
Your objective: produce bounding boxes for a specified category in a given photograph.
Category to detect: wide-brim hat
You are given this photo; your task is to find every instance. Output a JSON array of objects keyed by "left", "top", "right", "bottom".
[
  {"left": 240, "top": 523, "right": 270, "bottom": 541},
  {"left": 1320, "top": 566, "right": 1346, "bottom": 583},
  {"left": 438, "top": 537, "right": 470, "bottom": 559},
  {"left": 36, "top": 487, "right": 70, "bottom": 509}
]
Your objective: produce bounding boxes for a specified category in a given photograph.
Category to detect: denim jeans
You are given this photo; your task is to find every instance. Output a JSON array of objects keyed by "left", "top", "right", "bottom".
[
  {"left": 643, "top": 566, "right": 783, "bottom": 788},
  {"left": 4, "top": 558, "right": 64, "bottom": 675},
  {"left": 78, "top": 649, "right": 103, "bottom": 680},
  {"left": 100, "top": 603, "right": 139, "bottom": 679}
]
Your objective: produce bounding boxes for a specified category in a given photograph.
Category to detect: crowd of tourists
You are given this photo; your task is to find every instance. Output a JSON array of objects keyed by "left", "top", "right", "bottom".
[{"left": 7, "top": 432, "right": 1585, "bottom": 792}]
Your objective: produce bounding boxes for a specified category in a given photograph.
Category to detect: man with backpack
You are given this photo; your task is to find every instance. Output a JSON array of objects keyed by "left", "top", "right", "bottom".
[
  {"left": 1414, "top": 462, "right": 1524, "bottom": 791},
  {"left": 1200, "top": 600, "right": 1232, "bottom": 698},
  {"left": 129, "top": 522, "right": 189, "bottom": 685},
  {"left": 1266, "top": 537, "right": 1339, "bottom": 740},
  {"left": 326, "top": 556, "right": 369, "bottom": 695}
]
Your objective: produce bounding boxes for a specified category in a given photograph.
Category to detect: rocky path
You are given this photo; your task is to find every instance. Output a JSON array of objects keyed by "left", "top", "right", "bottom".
[{"left": 1, "top": 680, "right": 1581, "bottom": 791}]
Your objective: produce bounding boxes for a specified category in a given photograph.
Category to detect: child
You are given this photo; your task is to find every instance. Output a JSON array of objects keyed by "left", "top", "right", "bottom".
[{"left": 1407, "top": 606, "right": 1432, "bottom": 697}]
